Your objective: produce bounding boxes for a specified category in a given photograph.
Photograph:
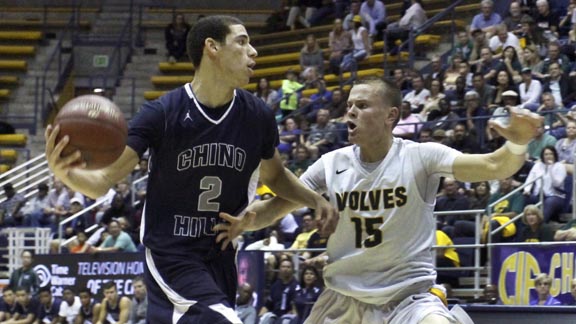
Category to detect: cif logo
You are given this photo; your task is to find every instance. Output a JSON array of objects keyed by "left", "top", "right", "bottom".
[{"left": 34, "top": 264, "right": 51, "bottom": 287}]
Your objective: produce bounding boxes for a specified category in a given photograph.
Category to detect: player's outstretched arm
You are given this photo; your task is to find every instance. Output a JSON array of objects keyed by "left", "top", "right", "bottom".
[
  {"left": 453, "top": 106, "right": 542, "bottom": 182},
  {"left": 45, "top": 125, "right": 139, "bottom": 199}
]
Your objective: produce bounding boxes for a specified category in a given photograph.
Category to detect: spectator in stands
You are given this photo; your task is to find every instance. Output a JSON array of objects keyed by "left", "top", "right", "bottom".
[
  {"left": 0, "top": 287, "right": 17, "bottom": 322},
  {"left": 100, "top": 193, "right": 135, "bottom": 227},
  {"left": 464, "top": 90, "right": 490, "bottom": 146},
  {"left": 448, "top": 123, "right": 482, "bottom": 154},
  {"left": 469, "top": 29, "right": 489, "bottom": 66},
  {"left": 325, "top": 88, "right": 347, "bottom": 120},
  {"left": 533, "top": 0, "right": 559, "bottom": 40},
  {"left": 290, "top": 211, "right": 316, "bottom": 250},
  {"left": 489, "top": 24, "right": 521, "bottom": 59},
  {"left": 518, "top": 15, "right": 540, "bottom": 49},
  {"left": 519, "top": 67, "right": 542, "bottom": 110},
  {"left": 516, "top": 204, "right": 555, "bottom": 242},
  {"left": 56, "top": 287, "right": 81, "bottom": 324},
  {"left": 96, "top": 281, "right": 131, "bottom": 324},
  {"left": 328, "top": 18, "right": 352, "bottom": 75},
  {"left": 278, "top": 117, "right": 302, "bottom": 156},
  {"left": 0, "top": 183, "right": 26, "bottom": 227},
  {"left": 501, "top": 46, "right": 523, "bottom": 83},
  {"left": 523, "top": 146, "right": 567, "bottom": 222},
  {"left": 8, "top": 251, "right": 38, "bottom": 297},
  {"left": 522, "top": 45, "right": 544, "bottom": 76},
  {"left": 285, "top": 0, "right": 312, "bottom": 31},
  {"left": 384, "top": 0, "right": 427, "bottom": 55},
  {"left": 13, "top": 286, "right": 38, "bottom": 324},
  {"left": 476, "top": 47, "right": 502, "bottom": 85},
  {"left": 417, "top": 128, "right": 433, "bottom": 142},
  {"left": 424, "top": 98, "right": 460, "bottom": 133},
  {"left": 359, "top": 0, "right": 386, "bottom": 39},
  {"left": 293, "top": 266, "right": 322, "bottom": 324},
  {"left": 424, "top": 56, "right": 445, "bottom": 90},
  {"left": 452, "top": 30, "right": 474, "bottom": 62},
  {"left": 539, "top": 42, "right": 571, "bottom": 78},
  {"left": 69, "top": 230, "right": 92, "bottom": 254},
  {"left": 431, "top": 129, "right": 448, "bottom": 145},
  {"left": 303, "top": 108, "right": 338, "bottom": 159},
  {"left": 528, "top": 121, "right": 558, "bottom": 160},
  {"left": 531, "top": 273, "right": 561, "bottom": 305},
  {"left": 164, "top": 13, "right": 191, "bottom": 63},
  {"left": 343, "top": 0, "right": 372, "bottom": 33},
  {"left": 445, "top": 76, "right": 468, "bottom": 116},
  {"left": 259, "top": 258, "right": 298, "bottom": 323},
  {"left": 403, "top": 74, "right": 430, "bottom": 112},
  {"left": 300, "top": 34, "right": 324, "bottom": 76},
  {"left": 129, "top": 276, "right": 147, "bottom": 324},
  {"left": 56, "top": 186, "right": 85, "bottom": 223},
  {"left": 93, "top": 220, "right": 137, "bottom": 253},
  {"left": 558, "top": 0, "right": 576, "bottom": 37},
  {"left": 470, "top": 0, "right": 502, "bottom": 36},
  {"left": 420, "top": 78, "right": 446, "bottom": 120},
  {"left": 435, "top": 177, "right": 471, "bottom": 233},
  {"left": 340, "top": 15, "right": 371, "bottom": 81},
  {"left": 393, "top": 68, "right": 412, "bottom": 93},
  {"left": 537, "top": 92, "right": 565, "bottom": 131},
  {"left": 504, "top": 1, "right": 532, "bottom": 35},
  {"left": 490, "top": 70, "right": 517, "bottom": 111},
  {"left": 443, "top": 54, "right": 464, "bottom": 90},
  {"left": 235, "top": 283, "right": 257, "bottom": 324},
  {"left": 300, "top": 79, "right": 333, "bottom": 122},
  {"left": 556, "top": 120, "right": 576, "bottom": 162},
  {"left": 279, "top": 69, "right": 304, "bottom": 118},
  {"left": 490, "top": 90, "right": 520, "bottom": 142},
  {"left": 254, "top": 78, "right": 278, "bottom": 109},
  {"left": 543, "top": 62, "right": 576, "bottom": 108},
  {"left": 393, "top": 101, "right": 421, "bottom": 140},
  {"left": 21, "top": 183, "right": 51, "bottom": 229},
  {"left": 76, "top": 288, "right": 100, "bottom": 324},
  {"left": 288, "top": 145, "right": 314, "bottom": 178},
  {"left": 468, "top": 181, "right": 492, "bottom": 210},
  {"left": 46, "top": 180, "right": 65, "bottom": 223},
  {"left": 37, "top": 286, "right": 61, "bottom": 324},
  {"left": 435, "top": 230, "right": 460, "bottom": 288}
]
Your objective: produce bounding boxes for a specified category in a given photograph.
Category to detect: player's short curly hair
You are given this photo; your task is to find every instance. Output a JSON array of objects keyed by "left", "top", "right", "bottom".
[{"left": 186, "top": 15, "right": 244, "bottom": 68}]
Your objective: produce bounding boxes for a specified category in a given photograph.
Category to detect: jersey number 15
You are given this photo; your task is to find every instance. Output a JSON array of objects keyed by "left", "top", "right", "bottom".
[{"left": 351, "top": 216, "right": 383, "bottom": 248}]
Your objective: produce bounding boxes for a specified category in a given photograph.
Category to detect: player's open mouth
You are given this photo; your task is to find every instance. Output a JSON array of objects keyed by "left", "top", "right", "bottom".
[{"left": 347, "top": 121, "right": 357, "bottom": 131}]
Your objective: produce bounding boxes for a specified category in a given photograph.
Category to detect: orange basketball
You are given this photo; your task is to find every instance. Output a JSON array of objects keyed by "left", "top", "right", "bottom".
[{"left": 54, "top": 95, "right": 127, "bottom": 170}]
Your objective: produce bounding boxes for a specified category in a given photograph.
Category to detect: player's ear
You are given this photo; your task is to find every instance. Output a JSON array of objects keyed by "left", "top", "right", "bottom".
[
  {"left": 388, "top": 106, "right": 400, "bottom": 124},
  {"left": 205, "top": 38, "right": 219, "bottom": 55}
]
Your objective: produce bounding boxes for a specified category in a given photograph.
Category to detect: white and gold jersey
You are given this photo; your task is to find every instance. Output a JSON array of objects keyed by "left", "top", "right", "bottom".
[{"left": 300, "top": 138, "right": 461, "bottom": 305}]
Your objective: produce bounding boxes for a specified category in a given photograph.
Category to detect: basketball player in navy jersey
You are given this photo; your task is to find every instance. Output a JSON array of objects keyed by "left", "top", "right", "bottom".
[
  {"left": 216, "top": 77, "right": 543, "bottom": 323},
  {"left": 96, "top": 281, "right": 131, "bottom": 324},
  {"left": 45, "top": 15, "right": 336, "bottom": 324},
  {"left": 76, "top": 288, "right": 100, "bottom": 324}
]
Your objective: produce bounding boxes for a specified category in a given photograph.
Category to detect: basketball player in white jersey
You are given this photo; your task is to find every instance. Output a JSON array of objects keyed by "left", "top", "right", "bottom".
[{"left": 215, "top": 76, "right": 542, "bottom": 323}]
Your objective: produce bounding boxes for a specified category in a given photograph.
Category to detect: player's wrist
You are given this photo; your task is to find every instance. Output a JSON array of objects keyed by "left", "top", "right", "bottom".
[{"left": 505, "top": 141, "right": 527, "bottom": 155}]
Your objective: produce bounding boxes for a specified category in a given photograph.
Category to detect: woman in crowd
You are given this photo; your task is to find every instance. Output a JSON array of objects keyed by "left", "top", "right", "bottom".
[
  {"left": 516, "top": 205, "right": 555, "bottom": 242},
  {"left": 420, "top": 78, "right": 446, "bottom": 119},
  {"left": 254, "top": 78, "right": 278, "bottom": 109},
  {"left": 278, "top": 117, "right": 302, "bottom": 156},
  {"left": 340, "top": 15, "right": 371, "bottom": 80},
  {"left": 531, "top": 274, "right": 562, "bottom": 305},
  {"left": 468, "top": 181, "right": 492, "bottom": 210},
  {"left": 501, "top": 45, "right": 523, "bottom": 83},
  {"left": 328, "top": 18, "right": 352, "bottom": 75},
  {"left": 293, "top": 266, "right": 323, "bottom": 324},
  {"left": 490, "top": 70, "right": 517, "bottom": 110}
]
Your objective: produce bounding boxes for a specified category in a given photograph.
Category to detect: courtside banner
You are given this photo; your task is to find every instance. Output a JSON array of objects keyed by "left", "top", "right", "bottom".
[
  {"left": 33, "top": 252, "right": 144, "bottom": 298},
  {"left": 492, "top": 244, "right": 576, "bottom": 305}
]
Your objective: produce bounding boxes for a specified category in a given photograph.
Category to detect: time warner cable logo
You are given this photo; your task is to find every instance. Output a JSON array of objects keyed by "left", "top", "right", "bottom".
[{"left": 34, "top": 264, "right": 51, "bottom": 287}]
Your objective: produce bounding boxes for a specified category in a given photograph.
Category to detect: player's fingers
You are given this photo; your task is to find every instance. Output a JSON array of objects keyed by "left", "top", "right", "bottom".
[
  {"left": 221, "top": 238, "right": 231, "bottom": 251},
  {"left": 212, "top": 223, "right": 230, "bottom": 232},
  {"left": 215, "top": 231, "right": 228, "bottom": 244},
  {"left": 45, "top": 124, "right": 58, "bottom": 154},
  {"left": 219, "top": 212, "right": 238, "bottom": 223}
]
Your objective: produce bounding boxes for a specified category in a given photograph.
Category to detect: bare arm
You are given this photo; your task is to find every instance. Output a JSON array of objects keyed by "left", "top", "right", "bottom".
[
  {"left": 453, "top": 107, "right": 542, "bottom": 182},
  {"left": 45, "top": 125, "right": 139, "bottom": 199},
  {"left": 117, "top": 297, "right": 131, "bottom": 324},
  {"left": 96, "top": 299, "right": 107, "bottom": 324},
  {"left": 92, "top": 303, "right": 102, "bottom": 324}
]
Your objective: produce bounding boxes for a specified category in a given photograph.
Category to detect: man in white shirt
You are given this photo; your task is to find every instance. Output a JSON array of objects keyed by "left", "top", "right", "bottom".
[
  {"left": 488, "top": 24, "right": 520, "bottom": 58},
  {"left": 403, "top": 75, "right": 430, "bottom": 112},
  {"left": 360, "top": 0, "right": 386, "bottom": 38},
  {"left": 57, "top": 287, "right": 81, "bottom": 324},
  {"left": 518, "top": 67, "right": 542, "bottom": 111}
]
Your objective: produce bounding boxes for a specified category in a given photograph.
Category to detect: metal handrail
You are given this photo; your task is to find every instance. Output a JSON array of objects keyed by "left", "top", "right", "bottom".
[{"left": 57, "top": 199, "right": 108, "bottom": 253}]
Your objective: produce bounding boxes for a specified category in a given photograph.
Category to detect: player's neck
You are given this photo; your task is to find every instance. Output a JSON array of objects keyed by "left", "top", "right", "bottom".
[
  {"left": 191, "top": 71, "right": 235, "bottom": 107},
  {"left": 358, "top": 138, "right": 393, "bottom": 163}
]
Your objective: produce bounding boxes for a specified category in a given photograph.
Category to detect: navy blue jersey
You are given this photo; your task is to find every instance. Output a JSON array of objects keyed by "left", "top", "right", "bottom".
[
  {"left": 37, "top": 297, "right": 62, "bottom": 323},
  {"left": 127, "top": 85, "right": 279, "bottom": 257}
]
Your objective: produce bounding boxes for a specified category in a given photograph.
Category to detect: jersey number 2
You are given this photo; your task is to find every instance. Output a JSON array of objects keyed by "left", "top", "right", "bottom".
[
  {"left": 198, "top": 176, "right": 222, "bottom": 212},
  {"left": 351, "top": 217, "right": 383, "bottom": 248}
]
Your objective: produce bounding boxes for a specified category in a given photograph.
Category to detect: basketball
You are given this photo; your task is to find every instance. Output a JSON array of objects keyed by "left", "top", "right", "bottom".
[{"left": 54, "top": 95, "right": 127, "bottom": 170}]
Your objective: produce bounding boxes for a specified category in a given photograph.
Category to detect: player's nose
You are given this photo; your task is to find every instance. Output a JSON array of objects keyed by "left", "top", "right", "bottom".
[{"left": 248, "top": 44, "right": 257, "bottom": 58}]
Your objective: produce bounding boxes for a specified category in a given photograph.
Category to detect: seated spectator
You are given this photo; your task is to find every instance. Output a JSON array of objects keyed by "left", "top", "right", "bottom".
[
  {"left": 279, "top": 70, "right": 304, "bottom": 118},
  {"left": 489, "top": 70, "right": 517, "bottom": 111},
  {"left": 504, "top": 1, "right": 532, "bottom": 35},
  {"left": 533, "top": 0, "right": 560, "bottom": 40},
  {"left": 288, "top": 145, "right": 314, "bottom": 178},
  {"left": 393, "top": 67, "right": 412, "bottom": 93},
  {"left": 75, "top": 288, "right": 101, "bottom": 324},
  {"left": 393, "top": 101, "right": 422, "bottom": 139},
  {"left": 259, "top": 258, "right": 298, "bottom": 324},
  {"left": 452, "top": 30, "right": 474, "bottom": 62},
  {"left": 93, "top": 220, "right": 137, "bottom": 253},
  {"left": 418, "top": 128, "right": 433, "bottom": 142},
  {"left": 519, "top": 67, "right": 542, "bottom": 111},
  {"left": 469, "top": 29, "right": 489, "bottom": 66},
  {"left": 278, "top": 117, "right": 302, "bottom": 156},
  {"left": 516, "top": 204, "right": 555, "bottom": 242},
  {"left": 294, "top": 266, "right": 322, "bottom": 324},
  {"left": 164, "top": 14, "right": 191, "bottom": 63},
  {"left": 326, "top": 88, "right": 348, "bottom": 121},
  {"left": 435, "top": 177, "right": 471, "bottom": 233},
  {"left": 523, "top": 146, "right": 567, "bottom": 223},
  {"left": 424, "top": 98, "right": 460, "bottom": 133},
  {"left": 443, "top": 54, "right": 464, "bottom": 90},
  {"left": 384, "top": 0, "right": 427, "bottom": 55},
  {"left": 555, "top": 120, "right": 576, "bottom": 162},
  {"left": 129, "top": 277, "right": 147, "bottom": 324},
  {"left": 531, "top": 273, "right": 561, "bottom": 305},
  {"left": 0, "top": 287, "right": 17, "bottom": 322},
  {"left": 445, "top": 76, "right": 468, "bottom": 115},
  {"left": 518, "top": 15, "right": 540, "bottom": 49},
  {"left": 470, "top": 0, "right": 502, "bottom": 36},
  {"left": 21, "top": 183, "right": 51, "bottom": 229},
  {"left": 490, "top": 90, "right": 519, "bottom": 130},
  {"left": 8, "top": 251, "right": 38, "bottom": 296},
  {"left": 236, "top": 283, "right": 257, "bottom": 324},
  {"left": 447, "top": 123, "right": 482, "bottom": 154},
  {"left": 472, "top": 72, "right": 495, "bottom": 109},
  {"left": 13, "top": 286, "right": 39, "bottom": 324},
  {"left": 300, "top": 34, "right": 324, "bottom": 76},
  {"left": 340, "top": 15, "right": 371, "bottom": 80},
  {"left": 475, "top": 47, "right": 502, "bottom": 86},
  {"left": 254, "top": 78, "right": 278, "bottom": 109},
  {"left": 420, "top": 78, "right": 446, "bottom": 119},
  {"left": 542, "top": 62, "right": 576, "bottom": 108},
  {"left": 302, "top": 108, "right": 338, "bottom": 159},
  {"left": 300, "top": 79, "right": 333, "bottom": 122},
  {"left": 539, "top": 42, "right": 571, "bottom": 77},
  {"left": 0, "top": 183, "right": 26, "bottom": 227},
  {"left": 56, "top": 287, "right": 81, "bottom": 324},
  {"left": 343, "top": 0, "right": 373, "bottom": 33},
  {"left": 290, "top": 212, "right": 317, "bottom": 251},
  {"left": 328, "top": 18, "right": 352, "bottom": 75},
  {"left": 527, "top": 122, "right": 558, "bottom": 161},
  {"left": 403, "top": 74, "right": 430, "bottom": 112},
  {"left": 489, "top": 24, "right": 521, "bottom": 59},
  {"left": 37, "top": 286, "right": 61, "bottom": 324},
  {"left": 501, "top": 46, "right": 522, "bottom": 83},
  {"left": 537, "top": 92, "right": 565, "bottom": 130},
  {"left": 100, "top": 193, "right": 135, "bottom": 227},
  {"left": 285, "top": 0, "right": 312, "bottom": 31},
  {"left": 464, "top": 90, "right": 490, "bottom": 147},
  {"left": 359, "top": 0, "right": 387, "bottom": 39},
  {"left": 96, "top": 281, "right": 132, "bottom": 324},
  {"left": 70, "top": 231, "right": 93, "bottom": 254},
  {"left": 468, "top": 181, "right": 491, "bottom": 210}
]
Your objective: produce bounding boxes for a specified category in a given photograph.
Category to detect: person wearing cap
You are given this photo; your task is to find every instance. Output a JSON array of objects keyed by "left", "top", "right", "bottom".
[
  {"left": 464, "top": 90, "right": 490, "bottom": 146},
  {"left": 519, "top": 67, "right": 542, "bottom": 111},
  {"left": 490, "top": 90, "right": 519, "bottom": 128},
  {"left": 343, "top": 0, "right": 373, "bottom": 33},
  {"left": 0, "top": 183, "right": 26, "bottom": 227},
  {"left": 21, "top": 183, "right": 52, "bottom": 229},
  {"left": 470, "top": 0, "right": 502, "bottom": 37}
]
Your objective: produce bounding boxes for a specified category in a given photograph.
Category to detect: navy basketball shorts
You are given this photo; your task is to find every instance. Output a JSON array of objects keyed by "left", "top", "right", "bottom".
[{"left": 144, "top": 248, "right": 242, "bottom": 324}]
